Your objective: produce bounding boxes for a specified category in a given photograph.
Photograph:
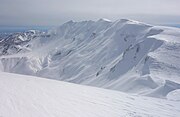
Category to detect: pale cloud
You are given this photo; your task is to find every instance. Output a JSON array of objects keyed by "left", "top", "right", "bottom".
[{"left": 0, "top": 0, "right": 179, "bottom": 26}]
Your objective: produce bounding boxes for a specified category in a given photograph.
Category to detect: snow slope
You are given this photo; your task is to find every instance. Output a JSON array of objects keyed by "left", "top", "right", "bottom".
[
  {"left": 0, "top": 19, "right": 180, "bottom": 98},
  {"left": 0, "top": 72, "right": 180, "bottom": 117}
]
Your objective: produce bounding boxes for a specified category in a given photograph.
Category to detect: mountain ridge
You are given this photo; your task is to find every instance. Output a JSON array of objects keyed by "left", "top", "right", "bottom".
[{"left": 0, "top": 19, "right": 180, "bottom": 98}]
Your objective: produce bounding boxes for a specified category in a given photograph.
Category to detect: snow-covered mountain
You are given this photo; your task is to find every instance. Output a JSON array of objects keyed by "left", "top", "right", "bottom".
[
  {"left": 0, "top": 30, "right": 50, "bottom": 56},
  {"left": 1, "top": 72, "right": 180, "bottom": 117},
  {"left": 0, "top": 19, "right": 180, "bottom": 98}
]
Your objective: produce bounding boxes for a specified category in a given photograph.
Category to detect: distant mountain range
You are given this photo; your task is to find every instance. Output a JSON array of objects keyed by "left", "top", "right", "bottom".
[{"left": 0, "top": 26, "right": 53, "bottom": 33}]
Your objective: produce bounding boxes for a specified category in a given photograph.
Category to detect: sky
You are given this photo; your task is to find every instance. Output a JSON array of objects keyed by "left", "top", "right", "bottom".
[{"left": 0, "top": 0, "right": 180, "bottom": 26}]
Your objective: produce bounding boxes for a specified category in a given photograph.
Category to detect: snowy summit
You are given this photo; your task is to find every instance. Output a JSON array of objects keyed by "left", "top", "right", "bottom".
[{"left": 0, "top": 19, "right": 180, "bottom": 117}]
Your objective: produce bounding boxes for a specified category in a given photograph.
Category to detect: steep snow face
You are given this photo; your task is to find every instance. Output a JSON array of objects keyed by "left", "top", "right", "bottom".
[
  {"left": 0, "top": 72, "right": 180, "bottom": 117},
  {"left": 0, "top": 19, "right": 180, "bottom": 98}
]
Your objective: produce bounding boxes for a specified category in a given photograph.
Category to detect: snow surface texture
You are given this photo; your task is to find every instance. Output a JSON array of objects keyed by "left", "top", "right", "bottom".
[
  {"left": 0, "top": 72, "right": 180, "bottom": 117},
  {"left": 0, "top": 19, "right": 180, "bottom": 98}
]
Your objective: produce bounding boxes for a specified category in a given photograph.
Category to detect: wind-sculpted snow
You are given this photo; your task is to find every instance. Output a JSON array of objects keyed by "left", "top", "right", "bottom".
[
  {"left": 0, "top": 72, "right": 180, "bottom": 117},
  {"left": 0, "top": 19, "right": 180, "bottom": 98}
]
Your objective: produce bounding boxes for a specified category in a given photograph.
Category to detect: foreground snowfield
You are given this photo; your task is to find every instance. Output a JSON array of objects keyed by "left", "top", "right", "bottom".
[{"left": 0, "top": 72, "right": 180, "bottom": 117}]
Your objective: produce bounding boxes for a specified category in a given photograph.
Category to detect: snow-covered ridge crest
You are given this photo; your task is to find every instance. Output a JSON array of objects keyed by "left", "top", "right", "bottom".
[{"left": 0, "top": 19, "right": 180, "bottom": 98}]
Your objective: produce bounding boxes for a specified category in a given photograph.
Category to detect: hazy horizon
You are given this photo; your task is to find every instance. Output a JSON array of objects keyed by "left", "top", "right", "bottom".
[{"left": 0, "top": 0, "right": 180, "bottom": 26}]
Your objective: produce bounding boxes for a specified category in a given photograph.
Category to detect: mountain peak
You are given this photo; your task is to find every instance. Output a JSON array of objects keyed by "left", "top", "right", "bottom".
[
  {"left": 97, "top": 18, "right": 112, "bottom": 22},
  {"left": 65, "top": 20, "right": 74, "bottom": 24}
]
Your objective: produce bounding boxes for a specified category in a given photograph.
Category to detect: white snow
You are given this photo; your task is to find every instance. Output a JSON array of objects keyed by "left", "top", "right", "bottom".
[
  {"left": 167, "top": 89, "right": 180, "bottom": 101},
  {"left": 0, "top": 19, "right": 180, "bottom": 98},
  {"left": 0, "top": 72, "right": 180, "bottom": 117}
]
